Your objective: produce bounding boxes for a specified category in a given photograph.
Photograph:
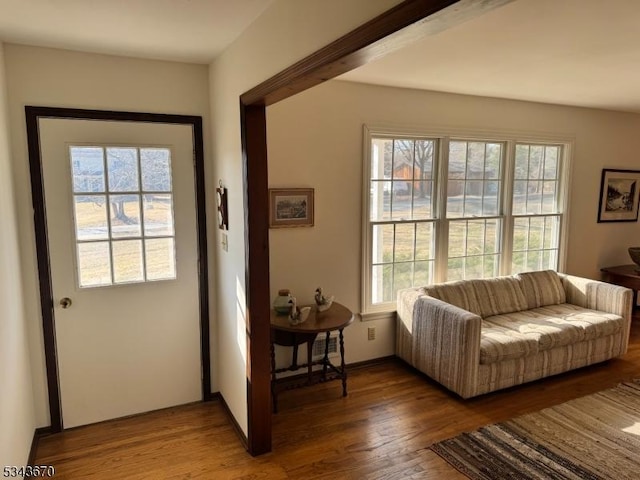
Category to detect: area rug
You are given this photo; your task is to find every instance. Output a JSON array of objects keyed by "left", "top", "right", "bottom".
[{"left": 430, "top": 381, "right": 640, "bottom": 479}]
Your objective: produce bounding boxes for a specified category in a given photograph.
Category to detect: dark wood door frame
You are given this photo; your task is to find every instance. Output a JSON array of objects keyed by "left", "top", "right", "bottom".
[
  {"left": 25, "top": 106, "right": 211, "bottom": 432},
  {"left": 239, "top": 0, "right": 512, "bottom": 455}
]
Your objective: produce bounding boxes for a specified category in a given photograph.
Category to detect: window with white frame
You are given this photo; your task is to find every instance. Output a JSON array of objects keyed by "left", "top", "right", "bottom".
[{"left": 362, "top": 128, "right": 569, "bottom": 314}]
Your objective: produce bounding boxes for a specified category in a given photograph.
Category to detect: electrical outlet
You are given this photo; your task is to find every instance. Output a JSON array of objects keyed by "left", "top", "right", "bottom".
[{"left": 368, "top": 327, "right": 376, "bottom": 341}]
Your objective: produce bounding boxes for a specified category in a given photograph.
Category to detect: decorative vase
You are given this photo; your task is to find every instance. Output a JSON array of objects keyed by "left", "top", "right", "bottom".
[
  {"left": 629, "top": 247, "right": 640, "bottom": 271},
  {"left": 273, "top": 289, "right": 292, "bottom": 315}
]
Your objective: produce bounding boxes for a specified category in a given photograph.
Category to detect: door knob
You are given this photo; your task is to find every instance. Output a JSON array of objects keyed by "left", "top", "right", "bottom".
[{"left": 59, "top": 297, "right": 72, "bottom": 309}]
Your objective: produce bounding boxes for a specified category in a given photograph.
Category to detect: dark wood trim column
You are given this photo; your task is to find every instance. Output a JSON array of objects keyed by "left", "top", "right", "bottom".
[
  {"left": 240, "top": 104, "right": 272, "bottom": 454},
  {"left": 238, "top": 0, "right": 512, "bottom": 455}
]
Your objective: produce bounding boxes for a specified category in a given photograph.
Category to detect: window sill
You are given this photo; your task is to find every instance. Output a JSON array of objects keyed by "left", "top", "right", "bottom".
[{"left": 359, "top": 310, "right": 396, "bottom": 322}]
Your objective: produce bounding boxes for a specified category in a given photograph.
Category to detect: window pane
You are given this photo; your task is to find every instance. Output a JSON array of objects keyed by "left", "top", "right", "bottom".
[
  {"left": 527, "top": 217, "right": 544, "bottom": 250},
  {"left": 394, "top": 224, "right": 415, "bottom": 262},
  {"left": 414, "top": 260, "right": 432, "bottom": 286},
  {"left": 391, "top": 181, "right": 411, "bottom": 220},
  {"left": 464, "top": 256, "right": 484, "bottom": 279},
  {"left": 145, "top": 238, "right": 176, "bottom": 281},
  {"left": 107, "top": 147, "right": 139, "bottom": 192},
  {"left": 143, "top": 194, "right": 174, "bottom": 236},
  {"left": 141, "top": 148, "right": 172, "bottom": 192},
  {"left": 109, "top": 194, "right": 141, "bottom": 238},
  {"left": 464, "top": 181, "right": 483, "bottom": 216},
  {"left": 512, "top": 251, "right": 525, "bottom": 274},
  {"left": 447, "top": 257, "right": 464, "bottom": 281},
  {"left": 544, "top": 147, "right": 559, "bottom": 179},
  {"left": 415, "top": 223, "right": 433, "bottom": 261},
  {"left": 371, "top": 264, "right": 393, "bottom": 304},
  {"left": 370, "top": 181, "right": 391, "bottom": 221},
  {"left": 526, "top": 181, "right": 542, "bottom": 214},
  {"left": 529, "top": 146, "right": 543, "bottom": 179},
  {"left": 527, "top": 249, "right": 541, "bottom": 271},
  {"left": 542, "top": 181, "right": 557, "bottom": 213},
  {"left": 372, "top": 224, "right": 394, "bottom": 264},
  {"left": 467, "top": 221, "right": 485, "bottom": 255},
  {"left": 485, "top": 144, "right": 501, "bottom": 179},
  {"left": 412, "top": 181, "right": 433, "bottom": 219},
  {"left": 371, "top": 139, "right": 393, "bottom": 180},
  {"left": 484, "top": 254, "right": 499, "bottom": 277},
  {"left": 483, "top": 181, "right": 499, "bottom": 216},
  {"left": 71, "top": 147, "right": 105, "bottom": 193},
  {"left": 449, "top": 141, "right": 466, "bottom": 176},
  {"left": 543, "top": 216, "right": 559, "bottom": 249},
  {"left": 78, "top": 242, "right": 111, "bottom": 287},
  {"left": 112, "top": 240, "right": 144, "bottom": 283},
  {"left": 515, "top": 145, "right": 529, "bottom": 180},
  {"left": 448, "top": 221, "right": 466, "bottom": 257},
  {"left": 467, "top": 142, "right": 485, "bottom": 179},
  {"left": 393, "top": 140, "right": 414, "bottom": 180},
  {"left": 414, "top": 140, "right": 434, "bottom": 180},
  {"left": 394, "top": 262, "right": 413, "bottom": 294},
  {"left": 74, "top": 195, "right": 108, "bottom": 241},
  {"left": 448, "top": 140, "right": 503, "bottom": 219},
  {"left": 447, "top": 180, "right": 464, "bottom": 217},
  {"left": 512, "top": 180, "right": 527, "bottom": 214}
]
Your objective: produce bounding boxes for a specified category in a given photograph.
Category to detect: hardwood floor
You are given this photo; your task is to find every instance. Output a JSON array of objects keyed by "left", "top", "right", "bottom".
[{"left": 36, "top": 321, "right": 640, "bottom": 479}]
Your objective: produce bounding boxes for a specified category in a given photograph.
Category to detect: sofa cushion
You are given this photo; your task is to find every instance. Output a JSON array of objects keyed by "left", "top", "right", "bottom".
[
  {"left": 480, "top": 322, "right": 539, "bottom": 365},
  {"left": 469, "top": 277, "right": 528, "bottom": 318},
  {"left": 480, "top": 309, "right": 585, "bottom": 364},
  {"left": 516, "top": 270, "right": 566, "bottom": 309},
  {"left": 531, "top": 303, "right": 623, "bottom": 341},
  {"left": 422, "top": 280, "right": 481, "bottom": 316}
]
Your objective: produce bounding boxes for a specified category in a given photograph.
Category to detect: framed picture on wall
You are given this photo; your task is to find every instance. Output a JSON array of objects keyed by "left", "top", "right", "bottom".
[
  {"left": 597, "top": 169, "right": 640, "bottom": 222},
  {"left": 269, "top": 188, "right": 314, "bottom": 228}
]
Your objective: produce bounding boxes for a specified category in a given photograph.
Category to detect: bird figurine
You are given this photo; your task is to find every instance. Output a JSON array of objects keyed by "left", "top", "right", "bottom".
[
  {"left": 314, "top": 287, "right": 334, "bottom": 312},
  {"left": 288, "top": 296, "right": 311, "bottom": 325}
]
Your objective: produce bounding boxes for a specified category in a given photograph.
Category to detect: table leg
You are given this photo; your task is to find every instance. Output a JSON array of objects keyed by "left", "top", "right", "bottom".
[
  {"left": 339, "top": 328, "right": 347, "bottom": 397},
  {"left": 306, "top": 339, "right": 314, "bottom": 384},
  {"left": 322, "top": 332, "right": 330, "bottom": 378},
  {"left": 270, "top": 339, "right": 277, "bottom": 414}
]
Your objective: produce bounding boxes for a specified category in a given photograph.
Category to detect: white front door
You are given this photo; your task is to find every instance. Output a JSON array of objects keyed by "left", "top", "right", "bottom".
[{"left": 40, "top": 119, "right": 201, "bottom": 428}]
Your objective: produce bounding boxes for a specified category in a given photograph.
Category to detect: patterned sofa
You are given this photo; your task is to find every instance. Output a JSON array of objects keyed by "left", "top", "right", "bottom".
[{"left": 396, "top": 270, "right": 632, "bottom": 398}]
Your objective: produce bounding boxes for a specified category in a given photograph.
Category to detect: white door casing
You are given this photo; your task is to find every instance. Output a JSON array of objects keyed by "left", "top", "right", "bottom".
[{"left": 40, "top": 119, "right": 201, "bottom": 428}]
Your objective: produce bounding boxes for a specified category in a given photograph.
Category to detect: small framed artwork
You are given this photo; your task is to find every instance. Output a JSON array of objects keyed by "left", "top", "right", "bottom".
[
  {"left": 269, "top": 188, "right": 314, "bottom": 228},
  {"left": 597, "top": 169, "right": 640, "bottom": 222}
]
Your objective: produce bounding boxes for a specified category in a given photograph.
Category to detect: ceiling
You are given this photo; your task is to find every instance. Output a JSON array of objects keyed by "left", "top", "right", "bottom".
[
  {"left": 0, "top": 0, "right": 273, "bottom": 64},
  {"left": 1, "top": 0, "right": 638, "bottom": 113},
  {"left": 340, "top": 0, "right": 640, "bottom": 113}
]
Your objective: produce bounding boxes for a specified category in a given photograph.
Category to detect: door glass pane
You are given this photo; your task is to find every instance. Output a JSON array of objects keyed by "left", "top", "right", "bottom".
[
  {"left": 107, "top": 147, "right": 139, "bottom": 192},
  {"left": 109, "top": 194, "right": 141, "bottom": 239},
  {"left": 143, "top": 194, "right": 174, "bottom": 237},
  {"left": 70, "top": 147, "right": 105, "bottom": 193},
  {"left": 77, "top": 242, "right": 112, "bottom": 287},
  {"left": 74, "top": 195, "right": 108, "bottom": 241},
  {"left": 145, "top": 238, "right": 176, "bottom": 281},
  {"left": 141, "top": 148, "right": 172, "bottom": 192},
  {"left": 112, "top": 240, "right": 144, "bottom": 283}
]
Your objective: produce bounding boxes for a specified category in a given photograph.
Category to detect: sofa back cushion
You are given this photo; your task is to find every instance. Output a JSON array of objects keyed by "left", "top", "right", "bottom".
[
  {"left": 422, "top": 280, "right": 481, "bottom": 316},
  {"left": 468, "top": 277, "right": 528, "bottom": 318},
  {"left": 516, "top": 270, "right": 566, "bottom": 309}
]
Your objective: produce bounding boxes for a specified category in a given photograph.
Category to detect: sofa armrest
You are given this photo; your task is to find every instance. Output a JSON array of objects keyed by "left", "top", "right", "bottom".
[
  {"left": 560, "top": 273, "right": 633, "bottom": 353},
  {"left": 560, "top": 274, "right": 632, "bottom": 317},
  {"left": 411, "top": 295, "right": 482, "bottom": 398}
]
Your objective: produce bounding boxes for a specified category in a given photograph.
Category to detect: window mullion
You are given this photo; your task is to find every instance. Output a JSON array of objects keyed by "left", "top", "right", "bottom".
[
  {"left": 435, "top": 137, "right": 449, "bottom": 283},
  {"left": 501, "top": 141, "right": 515, "bottom": 275}
]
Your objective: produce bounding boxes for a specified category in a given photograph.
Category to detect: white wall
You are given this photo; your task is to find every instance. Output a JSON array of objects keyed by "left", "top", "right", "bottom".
[
  {"left": 0, "top": 42, "right": 37, "bottom": 467},
  {"left": 209, "top": 0, "right": 401, "bottom": 434},
  {"left": 4, "top": 44, "right": 213, "bottom": 427},
  {"left": 266, "top": 79, "right": 640, "bottom": 363}
]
